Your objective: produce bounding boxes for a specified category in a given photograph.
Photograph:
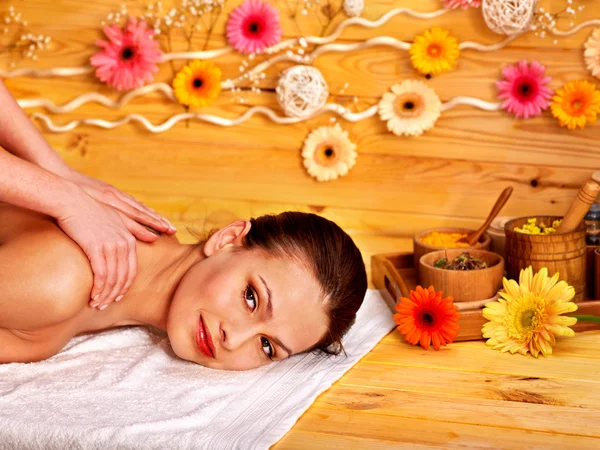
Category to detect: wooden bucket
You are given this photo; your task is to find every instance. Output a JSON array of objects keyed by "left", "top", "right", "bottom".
[{"left": 504, "top": 216, "right": 587, "bottom": 302}]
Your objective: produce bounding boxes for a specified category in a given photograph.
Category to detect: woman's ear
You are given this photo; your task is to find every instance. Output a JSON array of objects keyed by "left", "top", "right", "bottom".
[{"left": 203, "top": 220, "right": 251, "bottom": 257}]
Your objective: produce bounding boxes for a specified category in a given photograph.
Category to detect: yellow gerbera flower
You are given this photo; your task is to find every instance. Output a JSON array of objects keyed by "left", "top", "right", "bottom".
[
  {"left": 409, "top": 27, "right": 460, "bottom": 76},
  {"left": 482, "top": 267, "right": 578, "bottom": 358},
  {"left": 550, "top": 80, "right": 600, "bottom": 130},
  {"left": 173, "top": 60, "right": 222, "bottom": 108}
]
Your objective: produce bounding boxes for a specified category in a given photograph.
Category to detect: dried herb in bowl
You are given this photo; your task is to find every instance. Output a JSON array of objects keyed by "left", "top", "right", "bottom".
[{"left": 434, "top": 252, "right": 488, "bottom": 271}]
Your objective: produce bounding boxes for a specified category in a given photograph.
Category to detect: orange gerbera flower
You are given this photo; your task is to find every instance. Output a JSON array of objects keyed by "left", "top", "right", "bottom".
[
  {"left": 394, "top": 285, "right": 460, "bottom": 350},
  {"left": 550, "top": 80, "right": 600, "bottom": 130}
]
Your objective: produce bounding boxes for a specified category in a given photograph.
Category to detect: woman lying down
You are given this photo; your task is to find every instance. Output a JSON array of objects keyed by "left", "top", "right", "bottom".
[{"left": 0, "top": 207, "right": 367, "bottom": 370}]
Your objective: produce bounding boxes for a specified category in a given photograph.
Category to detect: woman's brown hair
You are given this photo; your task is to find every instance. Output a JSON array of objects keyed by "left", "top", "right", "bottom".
[{"left": 239, "top": 211, "right": 367, "bottom": 355}]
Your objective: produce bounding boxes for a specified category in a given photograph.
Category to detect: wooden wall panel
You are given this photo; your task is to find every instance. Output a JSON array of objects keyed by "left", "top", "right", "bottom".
[{"left": 1, "top": 0, "right": 599, "bottom": 278}]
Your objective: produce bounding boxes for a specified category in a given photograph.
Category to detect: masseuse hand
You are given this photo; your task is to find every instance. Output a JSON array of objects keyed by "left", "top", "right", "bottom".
[
  {"left": 56, "top": 183, "right": 166, "bottom": 310},
  {"left": 63, "top": 168, "right": 176, "bottom": 238},
  {"left": 0, "top": 81, "right": 177, "bottom": 310}
]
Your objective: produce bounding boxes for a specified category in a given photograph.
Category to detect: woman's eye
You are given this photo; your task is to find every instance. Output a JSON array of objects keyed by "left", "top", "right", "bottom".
[
  {"left": 244, "top": 285, "right": 257, "bottom": 311},
  {"left": 261, "top": 336, "right": 274, "bottom": 360}
]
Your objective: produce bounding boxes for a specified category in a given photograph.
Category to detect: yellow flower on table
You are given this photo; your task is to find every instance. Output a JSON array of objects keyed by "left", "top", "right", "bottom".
[
  {"left": 550, "top": 80, "right": 600, "bottom": 130},
  {"left": 482, "top": 267, "right": 578, "bottom": 358},
  {"left": 409, "top": 27, "right": 460, "bottom": 76},
  {"left": 173, "top": 60, "right": 222, "bottom": 108}
]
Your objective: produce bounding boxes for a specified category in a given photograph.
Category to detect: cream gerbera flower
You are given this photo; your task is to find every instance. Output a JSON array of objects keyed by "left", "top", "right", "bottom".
[
  {"left": 584, "top": 28, "right": 600, "bottom": 79},
  {"left": 378, "top": 80, "right": 441, "bottom": 136},
  {"left": 482, "top": 267, "right": 578, "bottom": 358},
  {"left": 302, "top": 124, "right": 357, "bottom": 182}
]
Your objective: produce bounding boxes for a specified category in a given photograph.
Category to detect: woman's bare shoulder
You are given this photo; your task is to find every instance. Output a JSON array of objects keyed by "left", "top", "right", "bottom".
[{"left": 0, "top": 203, "right": 93, "bottom": 330}]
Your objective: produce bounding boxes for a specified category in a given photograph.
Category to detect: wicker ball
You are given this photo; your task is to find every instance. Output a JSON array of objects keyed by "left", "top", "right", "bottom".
[
  {"left": 276, "top": 66, "right": 329, "bottom": 118},
  {"left": 482, "top": 0, "right": 537, "bottom": 36},
  {"left": 343, "top": 0, "right": 364, "bottom": 17}
]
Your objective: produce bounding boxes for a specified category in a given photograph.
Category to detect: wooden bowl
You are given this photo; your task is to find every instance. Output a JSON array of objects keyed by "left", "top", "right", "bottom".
[
  {"left": 504, "top": 216, "right": 587, "bottom": 302},
  {"left": 413, "top": 227, "right": 491, "bottom": 278},
  {"left": 419, "top": 249, "right": 505, "bottom": 302}
]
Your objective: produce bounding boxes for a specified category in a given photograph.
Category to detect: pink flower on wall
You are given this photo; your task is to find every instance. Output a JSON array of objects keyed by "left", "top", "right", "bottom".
[
  {"left": 226, "top": 0, "right": 282, "bottom": 54},
  {"left": 90, "top": 18, "right": 163, "bottom": 91},
  {"left": 444, "top": 0, "right": 481, "bottom": 9},
  {"left": 496, "top": 60, "right": 553, "bottom": 119}
]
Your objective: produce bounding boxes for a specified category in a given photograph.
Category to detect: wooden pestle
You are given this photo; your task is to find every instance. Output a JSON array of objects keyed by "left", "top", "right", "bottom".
[{"left": 556, "top": 171, "right": 600, "bottom": 234}]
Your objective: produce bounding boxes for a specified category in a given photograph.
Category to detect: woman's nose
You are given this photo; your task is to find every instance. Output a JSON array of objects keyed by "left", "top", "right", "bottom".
[{"left": 220, "top": 320, "right": 261, "bottom": 351}]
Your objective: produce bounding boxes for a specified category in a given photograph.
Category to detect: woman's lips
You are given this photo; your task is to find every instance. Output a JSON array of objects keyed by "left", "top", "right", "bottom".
[{"left": 196, "top": 315, "right": 215, "bottom": 359}]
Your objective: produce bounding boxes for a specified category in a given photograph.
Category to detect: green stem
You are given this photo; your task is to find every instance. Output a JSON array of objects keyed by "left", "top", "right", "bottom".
[{"left": 573, "top": 315, "right": 600, "bottom": 324}]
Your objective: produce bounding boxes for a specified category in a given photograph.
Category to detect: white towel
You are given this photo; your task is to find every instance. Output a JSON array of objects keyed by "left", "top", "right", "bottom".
[{"left": 0, "top": 290, "right": 395, "bottom": 450}]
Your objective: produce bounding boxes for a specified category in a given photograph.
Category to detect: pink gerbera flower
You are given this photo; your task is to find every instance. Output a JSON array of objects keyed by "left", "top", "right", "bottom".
[
  {"left": 496, "top": 60, "right": 553, "bottom": 119},
  {"left": 90, "top": 18, "right": 163, "bottom": 91},
  {"left": 226, "top": 0, "right": 282, "bottom": 54},
  {"left": 444, "top": 0, "right": 481, "bottom": 9}
]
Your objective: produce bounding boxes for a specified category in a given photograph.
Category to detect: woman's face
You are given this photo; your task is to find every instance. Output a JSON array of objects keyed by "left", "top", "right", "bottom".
[{"left": 166, "top": 223, "right": 328, "bottom": 371}]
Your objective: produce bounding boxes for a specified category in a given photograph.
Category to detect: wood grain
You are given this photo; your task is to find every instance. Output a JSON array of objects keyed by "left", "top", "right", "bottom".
[
  {"left": 279, "top": 407, "right": 600, "bottom": 449},
  {"left": 2, "top": 0, "right": 600, "bottom": 448}
]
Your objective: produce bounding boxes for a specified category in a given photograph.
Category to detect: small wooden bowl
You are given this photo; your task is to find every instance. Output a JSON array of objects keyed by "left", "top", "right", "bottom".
[
  {"left": 419, "top": 249, "right": 505, "bottom": 302},
  {"left": 413, "top": 227, "right": 491, "bottom": 277}
]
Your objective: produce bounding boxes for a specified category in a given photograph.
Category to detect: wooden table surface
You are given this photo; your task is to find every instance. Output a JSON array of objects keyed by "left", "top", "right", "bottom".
[{"left": 274, "top": 326, "right": 600, "bottom": 449}]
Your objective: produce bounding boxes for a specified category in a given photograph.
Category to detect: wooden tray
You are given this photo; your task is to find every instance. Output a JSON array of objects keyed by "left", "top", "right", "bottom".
[{"left": 372, "top": 251, "right": 600, "bottom": 342}]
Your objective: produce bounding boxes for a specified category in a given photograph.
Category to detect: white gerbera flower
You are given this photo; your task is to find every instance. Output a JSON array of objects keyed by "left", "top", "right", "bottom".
[
  {"left": 301, "top": 124, "right": 357, "bottom": 182},
  {"left": 378, "top": 79, "right": 442, "bottom": 136},
  {"left": 584, "top": 28, "right": 600, "bottom": 79}
]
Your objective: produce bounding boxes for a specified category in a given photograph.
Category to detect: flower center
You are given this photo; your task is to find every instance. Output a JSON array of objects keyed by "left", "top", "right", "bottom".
[
  {"left": 249, "top": 22, "right": 260, "bottom": 33},
  {"left": 519, "top": 83, "right": 532, "bottom": 97},
  {"left": 427, "top": 43, "right": 442, "bottom": 57},
  {"left": 570, "top": 96, "right": 586, "bottom": 114},
  {"left": 512, "top": 76, "right": 538, "bottom": 101},
  {"left": 393, "top": 93, "right": 424, "bottom": 118},
  {"left": 416, "top": 308, "right": 437, "bottom": 329},
  {"left": 193, "top": 77, "right": 203, "bottom": 89},
  {"left": 506, "top": 293, "right": 546, "bottom": 342},
  {"left": 314, "top": 143, "right": 339, "bottom": 166},
  {"left": 121, "top": 47, "right": 134, "bottom": 60},
  {"left": 520, "top": 309, "right": 535, "bottom": 328},
  {"left": 421, "top": 312, "right": 434, "bottom": 325}
]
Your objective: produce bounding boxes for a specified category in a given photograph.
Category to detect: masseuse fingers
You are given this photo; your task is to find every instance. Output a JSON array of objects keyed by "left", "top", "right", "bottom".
[
  {"left": 88, "top": 248, "right": 107, "bottom": 305},
  {"left": 98, "top": 243, "right": 119, "bottom": 308},
  {"left": 110, "top": 191, "right": 175, "bottom": 235},
  {"left": 101, "top": 238, "right": 130, "bottom": 309},
  {"left": 124, "top": 194, "right": 177, "bottom": 235},
  {"left": 115, "top": 199, "right": 173, "bottom": 237},
  {"left": 121, "top": 214, "right": 160, "bottom": 243},
  {"left": 119, "top": 191, "right": 167, "bottom": 224}
]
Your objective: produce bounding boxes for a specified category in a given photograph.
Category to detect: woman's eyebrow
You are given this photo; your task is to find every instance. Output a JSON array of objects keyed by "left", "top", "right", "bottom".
[
  {"left": 259, "top": 275, "right": 292, "bottom": 357},
  {"left": 259, "top": 275, "right": 273, "bottom": 321}
]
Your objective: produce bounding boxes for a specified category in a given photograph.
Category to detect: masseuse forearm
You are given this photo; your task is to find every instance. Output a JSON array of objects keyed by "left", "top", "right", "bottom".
[
  {"left": 0, "top": 81, "right": 70, "bottom": 176},
  {"left": 0, "top": 149, "right": 79, "bottom": 218}
]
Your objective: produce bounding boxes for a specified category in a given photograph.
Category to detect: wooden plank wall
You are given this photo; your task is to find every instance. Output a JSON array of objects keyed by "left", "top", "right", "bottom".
[{"left": 2, "top": 0, "right": 599, "bottom": 278}]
